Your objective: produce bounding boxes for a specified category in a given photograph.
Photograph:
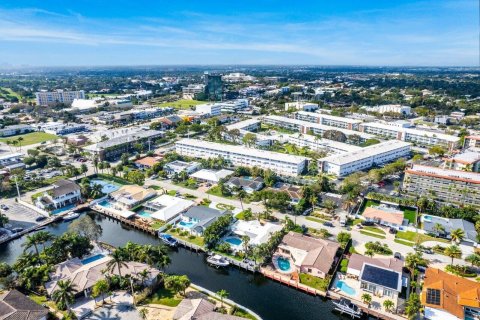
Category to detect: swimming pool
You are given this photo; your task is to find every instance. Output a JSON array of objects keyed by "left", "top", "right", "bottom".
[
  {"left": 178, "top": 220, "right": 196, "bottom": 229},
  {"left": 51, "top": 204, "right": 75, "bottom": 215},
  {"left": 81, "top": 254, "right": 105, "bottom": 265},
  {"left": 98, "top": 200, "right": 113, "bottom": 208},
  {"left": 137, "top": 210, "right": 152, "bottom": 218},
  {"left": 224, "top": 236, "right": 243, "bottom": 246},
  {"left": 423, "top": 215, "right": 432, "bottom": 222},
  {"left": 90, "top": 179, "right": 121, "bottom": 194},
  {"left": 273, "top": 256, "right": 293, "bottom": 273},
  {"left": 336, "top": 280, "right": 356, "bottom": 296}
]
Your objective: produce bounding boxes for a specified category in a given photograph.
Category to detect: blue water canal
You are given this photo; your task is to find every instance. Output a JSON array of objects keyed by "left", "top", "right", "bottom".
[{"left": 0, "top": 211, "right": 349, "bottom": 320}]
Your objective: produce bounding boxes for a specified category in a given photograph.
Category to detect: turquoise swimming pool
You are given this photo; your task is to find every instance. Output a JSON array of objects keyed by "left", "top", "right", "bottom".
[
  {"left": 336, "top": 280, "right": 356, "bottom": 296},
  {"left": 137, "top": 210, "right": 152, "bottom": 218},
  {"left": 98, "top": 200, "right": 113, "bottom": 208},
  {"left": 81, "top": 254, "right": 105, "bottom": 265},
  {"left": 277, "top": 257, "right": 291, "bottom": 271},
  {"left": 179, "top": 220, "right": 196, "bottom": 228},
  {"left": 224, "top": 236, "right": 242, "bottom": 246},
  {"left": 51, "top": 204, "right": 75, "bottom": 215},
  {"left": 90, "top": 179, "right": 121, "bottom": 194}
]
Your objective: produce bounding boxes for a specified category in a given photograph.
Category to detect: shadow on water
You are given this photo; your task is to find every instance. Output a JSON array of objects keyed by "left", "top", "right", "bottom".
[{"left": 0, "top": 210, "right": 352, "bottom": 320}]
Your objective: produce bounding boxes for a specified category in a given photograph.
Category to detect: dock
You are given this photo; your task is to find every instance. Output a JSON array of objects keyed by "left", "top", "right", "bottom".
[
  {"left": 260, "top": 267, "right": 326, "bottom": 297},
  {"left": 90, "top": 206, "right": 157, "bottom": 236},
  {"left": 0, "top": 215, "right": 60, "bottom": 245}
]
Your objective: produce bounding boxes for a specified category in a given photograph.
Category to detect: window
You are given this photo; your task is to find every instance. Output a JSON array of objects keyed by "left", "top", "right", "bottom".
[{"left": 426, "top": 288, "right": 441, "bottom": 305}]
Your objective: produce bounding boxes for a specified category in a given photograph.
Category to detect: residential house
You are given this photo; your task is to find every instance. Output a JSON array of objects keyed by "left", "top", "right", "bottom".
[
  {"left": 276, "top": 232, "right": 340, "bottom": 279},
  {"left": 226, "top": 176, "right": 264, "bottom": 193},
  {"left": 144, "top": 195, "right": 195, "bottom": 222},
  {"left": 271, "top": 182, "right": 303, "bottom": 204},
  {"left": 173, "top": 298, "right": 244, "bottom": 320},
  {"left": 178, "top": 206, "right": 229, "bottom": 236},
  {"left": 35, "top": 179, "right": 82, "bottom": 210},
  {"left": 229, "top": 220, "right": 283, "bottom": 249},
  {"left": 0, "top": 289, "right": 48, "bottom": 320},
  {"left": 421, "top": 268, "right": 480, "bottom": 320},
  {"left": 363, "top": 205, "right": 406, "bottom": 229},
  {"left": 421, "top": 215, "right": 478, "bottom": 245},
  {"left": 109, "top": 185, "right": 157, "bottom": 210},
  {"left": 134, "top": 156, "right": 163, "bottom": 170},
  {"left": 190, "top": 169, "right": 234, "bottom": 184},
  {"left": 164, "top": 160, "right": 201, "bottom": 175}
]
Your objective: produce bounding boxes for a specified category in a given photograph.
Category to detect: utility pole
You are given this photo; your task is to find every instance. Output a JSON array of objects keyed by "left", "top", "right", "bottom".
[{"left": 13, "top": 175, "right": 20, "bottom": 199}]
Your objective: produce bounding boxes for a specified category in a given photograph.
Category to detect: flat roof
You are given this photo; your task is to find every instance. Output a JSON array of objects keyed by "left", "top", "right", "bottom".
[
  {"left": 176, "top": 138, "right": 309, "bottom": 164},
  {"left": 362, "top": 122, "right": 460, "bottom": 142},
  {"left": 297, "top": 111, "right": 362, "bottom": 124},
  {"left": 84, "top": 129, "right": 163, "bottom": 151},
  {"left": 0, "top": 153, "right": 23, "bottom": 160},
  {"left": 225, "top": 119, "right": 260, "bottom": 131},
  {"left": 319, "top": 140, "right": 411, "bottom": 166},
  {"left": 407, "top": 164, "right": 480, "bottom": 184}
]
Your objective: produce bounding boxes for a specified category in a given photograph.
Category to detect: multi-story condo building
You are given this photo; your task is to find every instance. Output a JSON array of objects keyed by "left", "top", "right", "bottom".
[
  {"left": 285, "top": 102, "right": 318, "bottom": 112},
  {"left": 295, "top": 111, "right": 362, "bottom": 130},
  {"left": 443, "top": 150, "right": 480, "bottom": 172},
  {"left": 463, "top": 135, "right": 480, "bottom": 149},
  {"left": 0, "top": 153, "right": 25, "bottom": 171},
  {"left": 0, "top": 124, "right": 33, "bottom": 137},
  {"left": 359, "top": 122, "right": 460, "bottom": 150},
  {"left": 318, "top": 140, "right": 411, "bottom": 176},
  {"left": 40, "top": 122, "right": 87, "bottom": 135},
  {"left": 83, "top": 129, "right": 164, "bottom": 161},
  {"left": 403, "top": 165, "right": 480, "bottom": 207},
  {"left": 182, "top": 84, "right": 205, "bottom": 99},
  {"left": 195, "top": 103, "right": 222, "bottom": 117},
  {"left": 225, "top": 119, "right": 261, "bottom": 132},
  {"left": 35, "top": 90, "right": 85, "bottom": 106},
  {"left": 263, "top": 115, "right": 374, "bottom": 143},
  {"left": 175, "top": 138, "right": 308, "bottom": 176},
  {"left": 361, "top": 104, "right": 411, "bottom": 115},
  {"left": 286, "top": 133, "right": 362, "bottom": 154},
  {"left": 204, "top": 73, "right": 223, "bottom": 101}
]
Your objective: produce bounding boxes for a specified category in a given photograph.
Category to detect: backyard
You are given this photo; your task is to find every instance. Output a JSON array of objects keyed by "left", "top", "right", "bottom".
[
  {"left": 299, "top": 273, "right": 330, "bottom": 292},
  {"left": 141, "top": 287, "right": 182, "bottom": 307},
  {"left": 0, "top": 132, "right": 58, "bottom": 146},
  {"left": 395, "top": 230, "right": 449, "bottom": 246},
  {"left": 360, "top": 199, "right": 416, "bottom": 224}
]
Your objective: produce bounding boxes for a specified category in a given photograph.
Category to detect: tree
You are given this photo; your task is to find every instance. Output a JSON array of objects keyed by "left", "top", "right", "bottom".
[
  {"left": 139, "top": 308, "right": 149, "bottom": 320},
  {"left": 361, "top": 293, "right": 372, "bottom": 306},
  {"left": 428, "top": 145, "right": 447, "bottom": 157},
  {"left": 52, "top": 279, "right": 76, "bottom": 310},
  {"left": 90, "top": 183, "right": 104, "bottom": 199},
  {"left": 322, "top": 199, "right": 337, "bottom": 214},
  {"left": 364, "top": 249, "right": 374, "bottom": 258},
  {"left": 22, "top": 233, "right": 42, "bottom": 256},
  {"left": 80, "top": 163, "right": 88, "bottom": 177},
  {"left": 107, "top": 249, "right": 128, "bottom": 277},
  {"left": 383, "top": 299, "right": 394, "bottom": 313},
  {"left": 35, "top": 231, "right": 55, "bottom": 250},
  {"left": 125, "top": 170, "right": 145, "bottom": 185},
  {"left": 165, "top": 275, "right": 190, "bottom": 296},
  {"left": 93, "top": 156, "right": 99, "bottom": 174},
  {"left": 68, "top": 215, "right": 102, "bottom": 242},
  {"left": 336, "top": 232, "right": 351, "bottom": 248},
  {"left": 444, "top": 245, "right": 462, "bottom": 265},
  {"left": 465, "top": 253, "right": 480, "bottom": 267},
  {"left": 432, "top": 223, "right": 445, "bottom": 236},
  {"left": 405, "top": 252, "right": 427, "bottom": 282},
  {"left": 138, "top": 268, "right": 151, "bottom": 287},
  {"left": 405, "top": 293, "right": 421, "bottom": 320},
  {"left": 237, "top": 189, "right": 247, "bottom": 211},
  {"left": 216, "top": 289, "right": 229, "bottom": 308},
  {"left": 450, "top": 228, "right": 465, "bottom": 243},
  {"left": 92, "top": 279, "right": 109, "bottom": 304},
  {"left": 0, "top": 213, "right": 9, "bottom": 228},
  {"left": 242, "top": 133, "right": 257, "bottom": 147}
]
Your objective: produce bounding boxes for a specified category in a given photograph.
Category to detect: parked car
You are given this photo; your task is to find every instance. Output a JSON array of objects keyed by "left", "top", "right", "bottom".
[
  {"left": 35, "top": 216, "right": 47, "bottom": 222},
  {"left": 0, "top": 204, "right": 9, "bottom": 210},
  {"left": 355, "top": 224, "right": 363, "bottom": 229},
  {"left": 389, "top": 227, "right": 397, "bottom": 234},
  {"left": 323, "top": 221, "right": 334, "bottom": 227},
  {"left": 361, "top": 220, "right": 374, "bottom": 226},
  {"left": 11, "top": 227, "right": 24, "bottom": 233}
]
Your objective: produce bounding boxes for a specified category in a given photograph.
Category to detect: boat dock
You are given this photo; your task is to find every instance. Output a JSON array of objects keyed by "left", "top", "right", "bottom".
[
  {"left": 260, "top": 267, "right": 327, "bottom": 297},
  {"left": 90, "top": 206, "right": 157, "bottom": 236}
]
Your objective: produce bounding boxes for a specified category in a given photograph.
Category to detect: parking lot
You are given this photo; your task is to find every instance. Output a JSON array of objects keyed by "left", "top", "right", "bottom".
[{"left": 0, "top": 199, "right": 45, "bottom": 230}]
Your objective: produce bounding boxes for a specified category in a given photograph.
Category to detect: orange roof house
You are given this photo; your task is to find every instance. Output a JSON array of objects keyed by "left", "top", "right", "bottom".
[
  {"left": 421, "top": 268, "right": 480, "bottom": 320},
  {"left": 363, "top": 206, "right": 404, "bottom": 226}
]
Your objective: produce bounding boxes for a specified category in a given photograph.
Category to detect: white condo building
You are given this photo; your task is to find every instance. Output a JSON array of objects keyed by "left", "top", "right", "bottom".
[
  {"left": 285, "top": 102, "right": 318, "bottom": 112},
  {"left": 318, "top": 140, "right": 411, "bottom": 176},
  {"left": 195, "top": 103, "right": 222, "bottom": 117},
  {"left": 295, "top": 111, "right": 362, "bottom": 130},
  {"left": 361, "top": 104, "right": 412, "bottom": 115},
  {"left": 175, "top": 138, "right": 308, "bottom": 176},
  {"left": 286, "top": 133, "right": 362, "bottom": 154},
  {"left": 359, "top": 122, "right": 460, "bottom": 150},
  {"left": 35, "top": 90, "right": 85, "bottom": 106}
]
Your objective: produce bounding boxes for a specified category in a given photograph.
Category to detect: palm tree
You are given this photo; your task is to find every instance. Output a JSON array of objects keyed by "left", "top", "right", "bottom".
[
  {"left": 22, "top": 233, "right": 42, "bottom": 256},
  {"left": 107, "top": 249, "right": 128, "bottom": 277},
  {"left": 405, "top": 252, "right": 427, "bottom": 281},
  {"left": 361, "top": 293, "right": 372, "bottom": 307},
  {"left": 465, "top": 253, "right": 480, "bottom": 267},
  {"left": 139, "top": 308, "right": 149, "bottom": 320},
  {"left": 93, "top": 157, "right": 99, "bottom": 174},
  {"left": 364, "top": 249, "right": 374, "bottom": 258},
  {"left": 241, "top": 235, "right": 250, "bottom": 257},
  {"left": 444, "top": 245, "right": 462, "bottom": 265},
  {"left": 216, "top": 289, "right": 229, "bottom": 308},
  {"left": 137, "top": 269, "right": 151, "bottom": 287},
  {"left": 90, "top": 183, "right": 103, "bottom": 198},
  {"left": 0, "top": 213, "right": 9, "bottom": 228},
  {"left": 52, "top": 280, "right": 76, "bottom": 311},
  {"left": 237, "top": 189, "right": 247, "bottom": 211},
  {"left": 91, "top": 279, "right": 109, "bottom": 304},
  {"left": 433, "top": 223, "right": 445, "bottom": 236},
  {"left": 450, "top": 228, "right": 465, "bottom": 243},
  {"left": 35, "top": 231, "right": 55, "bottom": 250},
  {"left": 383, "top": 299, "right": 394, "bottom": 313}
]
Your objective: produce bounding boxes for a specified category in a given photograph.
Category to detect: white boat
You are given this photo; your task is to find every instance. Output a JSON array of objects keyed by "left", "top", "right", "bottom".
[
  {"left": 206, "top": 254, "right": 230, "bottom": 268},
  {"left": 332, "top": 298, "right": 363, "bottom": 318},
  {"left": 63, "top": 213, "right": 80, "bottom": 221},
  {"left": 159, "top": 233, "right": 178, "bottom": 247}
]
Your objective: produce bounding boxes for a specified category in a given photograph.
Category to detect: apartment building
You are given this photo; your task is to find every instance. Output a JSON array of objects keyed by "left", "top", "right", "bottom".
[
  {"left": 285, "top": 102, "right": 318, "bottom": 112},
  {"left": 35, "top": 90, "right": 85, "bottom": 106},
  {"left": 443, "top": 150, "right": 480, "bottom": 172},
  {"left": 295, "top": 111, "right": 362, "bottom": 130},
  {"left": 403, "top": 165, "right": 480, "bottom": 207},
  {"left": 463, "top": 135, "right": 480, "bottom": 149},
  {"left": 182, "top": 84, "right": 205, "bottom": 99},
  {"left": 40, "top": 122, "right": 87, "bottom": 135},
  {"left": 0, "top": 153, "right": 25, "bottom": 170},
  {"left": 286, "top": 133, "right": 362, "bottom": 154},
  {"left": 175, "top": 138, "right": 308, "bottom": 176},
  {"left": 195, "top": 103, "right": 222, "bottom": 117},
  {"left": 318, "top": 140, "right": 411, "bottom": 176},
  {"left": 0, "top": 124, "right": 33, "bottom": 137},
  {"left": 225, "top": 119, "right": 261, "bottom": 132},
  {"left": 361, "top": 104, "right": 411, "bottom": 115},
  {"left": 359, "top": 122, "right": 460, "bottom": 150},
  {"left": 263, "top": 115, "right": 374, "bottom": 142}
]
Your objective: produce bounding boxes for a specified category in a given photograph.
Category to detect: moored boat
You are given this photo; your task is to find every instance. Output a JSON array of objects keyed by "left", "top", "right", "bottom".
[
  {"left": 159, "top": 233, "right": 178, "bottom": 247},
  {"left": 63, "top": 212, "right": 80, "bottom": 221},
  {"left": 206, "top": 254, "right": 230, "bottom": 268},
  {"left": 332, "top": 298, "right": 362, "bottom": 318}
]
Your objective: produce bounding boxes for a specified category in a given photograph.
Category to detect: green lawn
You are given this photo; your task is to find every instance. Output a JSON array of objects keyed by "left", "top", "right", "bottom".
[
  {"left": 0, "top": 87, "right": 23, "bottom": 100},
  {"left": 360, "top": 230, "right": 386, "bottom": 239},
  {"left": 142, "top": 287, "right": 182, "bottom": 307},
  {"left": 403, "top": 208, "right": 417, "bottom": 224},
  {"left": 362, "top": 226, "right": 386, "bottom": 235},
  {"left": 232, "top": 307, "right": 257, "bottom": 320},
  {"left": 306, "top": 216, "right": 327, "bottom": 224},
  {"left": 168, "top": 228, "right": 204, "bottom": 247},
  {"left": 299, "top": 273, "right": 330, "bottom": 292},
  {"left": 157, "top": 99, "right": 204, "bottom": 109},
  {"left": 0, "top": 132, "right": 58, "bottom": 146},
  {"left": 395, "top": 231, "right": 449, "bottom": 244},
  {"left": 151, "top": 221, "right": 165, "bottom": 230},
  {"left": 167, "top": 190, "right": 177, "bottom": 196},
  {"left": 207, "top": 185, "right": 235, "bottom": 199},
  {"left": 394, "top": 239, "right": 414, "bottom": 247},
  {"left": 216, "top": 203, "right": 236, "bottom": 211}
]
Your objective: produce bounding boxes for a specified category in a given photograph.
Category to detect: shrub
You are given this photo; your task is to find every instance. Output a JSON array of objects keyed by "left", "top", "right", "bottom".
[{"left": 365, "top": 241, "right": 392, "bottom": 255}]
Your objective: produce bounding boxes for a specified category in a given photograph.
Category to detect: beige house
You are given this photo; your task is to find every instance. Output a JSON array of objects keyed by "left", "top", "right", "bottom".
[{"left": 110, "top": 185, "right": 157, "bottom": 210}]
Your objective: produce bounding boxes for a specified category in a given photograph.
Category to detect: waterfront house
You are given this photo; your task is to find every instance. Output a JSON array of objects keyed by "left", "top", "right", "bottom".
[
  {"left": 109, "top": 185, "right": 157, "bottom": 210},
  {"left": 346, "top": 254, "right": 406, "bottom": 301},
  {"left": 145, "top": 194, "right": 195, "bottom": 222},
  {"left": 190, "top": 168, "right": 234, "bottom": 184},
  {"left": 276, "top": 232, "right": 340, "bottom": 279},
  {"left": 173, "top": 298, "right": 244, "bottom": 320},
  {"left": 421, "top": 215, "right": 478, "bottom": 245},
  {"left": 35, "top": 179, "right": 82, "bottom": 211},
  {"left": 164, "top": 160, "right": 201, "bottom": 176},
  {"left": 362, "top": 205, "right": 405, "bottom": 229},
  {"left": 178, "top": 206, "right": 229, "bottom": 236},
  {"left": 421, "top": 268, "right": 480, "bottom": 320},
  {"left": 229, "top": 220, "right": 283, "bottom": 248},
  {"left": 0, "top": 289, "right": 48, "bottom": 320},
  {"left": 226, "top": 176, "right": 264, "bottom": 193}
]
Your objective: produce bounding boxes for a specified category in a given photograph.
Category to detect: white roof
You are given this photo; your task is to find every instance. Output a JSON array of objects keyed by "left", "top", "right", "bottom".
[
  {"left": 148, "top": 195, "right": 195, "bottom": 222},
  {"left": 225, "top": 119, "right": 261, "bottom": 131},
  {"left": 287, "top": 133, "right": 362, "bottom": 153},
  {"left": 320, "top": 140, "right": 411, "bottom": 166},
  {"left": 190, "top": 169, "right": 234, "bottom": 183},
  {"left": 0, "top": 153, "right": 22, "bottom": 160},
  {"left": 408, "top": 164, "right": 480, "bottom": 183},
  {"left": 297, "top": 111, "right": 362, "bottom": 124},
  {"left": 362, "top": 122, "right": 460, "bottom": 142},
  {"left": 230, "top": 220, "right": 283, "bottom": 246}
]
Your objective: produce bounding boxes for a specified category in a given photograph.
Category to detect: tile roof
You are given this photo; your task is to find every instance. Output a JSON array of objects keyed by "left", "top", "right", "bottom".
[
  {"left": 421, "top": 268, "right": 480, "bottom": 319},
  {"left": 347, "top": 253, "right": 403, "bottom": 274},
  {"left": 51, "top": 179, "right": 80, "bottom": 197},
  {"left": 0, "top": 289, "right": 48, "bottom": 320},
  {"left": 173, "top": 298, "right": 244, "bottom": 320},
  {"left": 363, "top": 206, "right": 404, "bottom": 225}
]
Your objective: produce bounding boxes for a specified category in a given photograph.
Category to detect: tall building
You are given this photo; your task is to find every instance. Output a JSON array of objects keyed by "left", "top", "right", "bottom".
[
  {"left": 35, "top": 90, "right": 85, "bottom": 106},
  {"left": 204, "top": 73, "right": 223, "bottom": 101}
]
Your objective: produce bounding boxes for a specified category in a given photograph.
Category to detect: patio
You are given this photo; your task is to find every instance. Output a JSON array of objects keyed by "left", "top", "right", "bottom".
[{"left": 72, "top": 291, "right": 135, "bottom": 319}]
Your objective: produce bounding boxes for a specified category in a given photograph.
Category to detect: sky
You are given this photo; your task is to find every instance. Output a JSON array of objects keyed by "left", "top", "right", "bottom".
[{"left": 0, "top": 0, "right": 478, "bottom": 67}]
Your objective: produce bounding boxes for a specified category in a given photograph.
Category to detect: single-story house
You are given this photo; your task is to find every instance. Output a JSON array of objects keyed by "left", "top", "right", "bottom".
[
  {"left": 421, "top": 268, "right": 480, "bottom": 320},
  {"left": 134, "top": 156, "right": 163, "bottom": 169},
  {"left": 178, "top": 206, "right": 229, "bottom": 236},
  {"left": 226, "top": 176, "right": 264, "bottom": 193},
  {"left": 164, "top": 160, "right": 201, "bottom": 175},
  {"left": 271, "top": 182, "right": 303, "bottom": 204},
  {"left": 173, "top": 298, "right": 244, "bottom": 320},
  {"left": 190, "top": 169, "right": 234, "bottom": 184},
  {"left": 346, "top": 254, "right": 406, "bottom": 300},
  {"left": 421, "top": 215, "right": 478, "bottom": 245},
  {"left": 35, "top": 179, "right": 82, "bottom": 211},
  {"left": 229, "top": 220, "right": 283, "bottom": 248},
  {"left": 109, "top": 185, "right": 157, "bottom": 210},
  {"left": 276, "top": 232, "right": 340, "bottom": 279},
  {"left": 363, "top": 205, "right": 405, "bottom": 228},
  {"left": 144, "top": 195, "right": 195, "bottom": 222},
  {"left": 0, "top": 289, "right": 48, "bottom": 320}
]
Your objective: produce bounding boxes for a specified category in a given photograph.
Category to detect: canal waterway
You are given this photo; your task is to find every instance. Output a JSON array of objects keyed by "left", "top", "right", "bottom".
[{"left": 0, "top": 211, "right": 349, "bottom": 320}]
